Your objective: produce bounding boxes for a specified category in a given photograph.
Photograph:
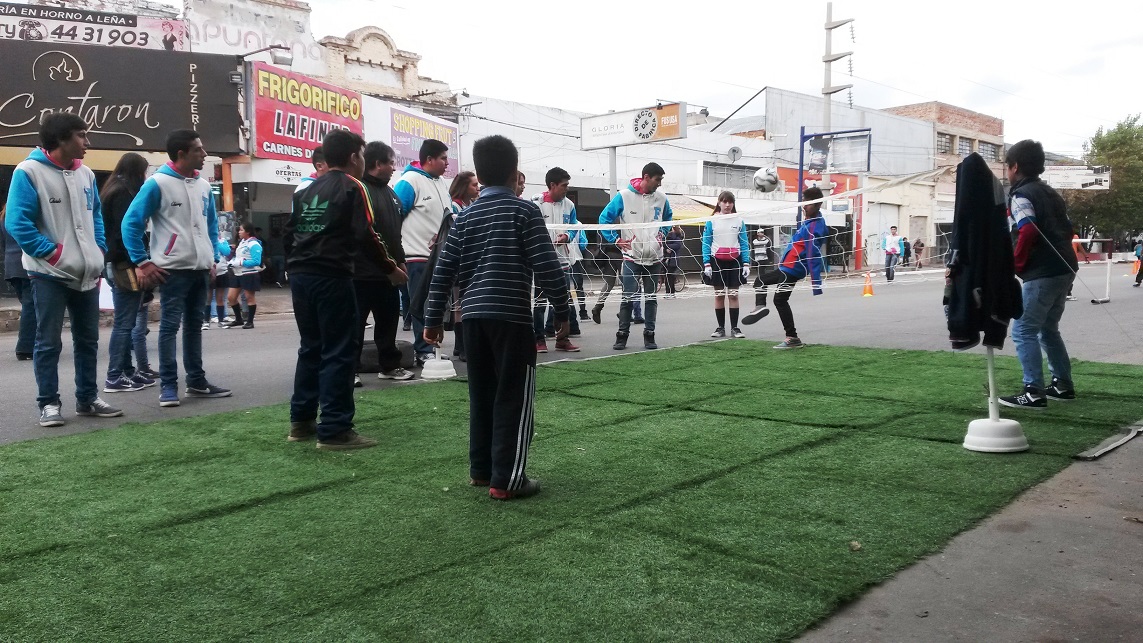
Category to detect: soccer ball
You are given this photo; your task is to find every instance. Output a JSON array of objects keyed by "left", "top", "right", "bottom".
[{"left": 753, "top": 167, "right": 780, "bottom": 193}]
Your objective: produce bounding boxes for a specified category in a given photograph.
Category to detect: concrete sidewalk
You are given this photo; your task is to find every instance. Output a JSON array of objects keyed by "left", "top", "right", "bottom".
[{"left": 800, "top": 435, "right": 1143, "bottom": 642}]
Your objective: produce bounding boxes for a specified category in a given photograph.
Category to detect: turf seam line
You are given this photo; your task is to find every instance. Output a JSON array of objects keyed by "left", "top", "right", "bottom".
[{"left": 0, "top": 478, "right": 359, "bottom": 562}]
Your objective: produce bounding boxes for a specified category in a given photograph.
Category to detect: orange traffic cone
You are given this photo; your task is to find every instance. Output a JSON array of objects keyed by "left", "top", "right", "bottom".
[{"left": 862, "top": 273, "right": 874, "bottom": 297}]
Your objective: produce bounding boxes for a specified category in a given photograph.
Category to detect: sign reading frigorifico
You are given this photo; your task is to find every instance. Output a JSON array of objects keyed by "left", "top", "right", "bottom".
[{"left": 250, "top": 62, "right": 363, "bottom": 162}]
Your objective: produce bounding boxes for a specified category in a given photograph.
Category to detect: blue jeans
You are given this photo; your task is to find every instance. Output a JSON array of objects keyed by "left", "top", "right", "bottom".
[
  {"left": 157, "top": 270, "right": 209, "bottom": 390},
  {"left": 8, "top": 277, "right": 36, "bottom": 355},
  {"left": 31, "top": 279, "right": 100, "bottom": 407},
  {"left": 406, "top": 261, "right": 431, "bottom": 356},
  {"left": 1012, "top": 273, "right": 1074, "bottom": 391},
  {"left": 290, "top": 272, "right": 359, "bottom": 439},
  {"left": 885, "top": 253, "right": 898, "bottom": 281},
  {"left": 133, "top": 299, "right": 151, "bottom": 371},
  {"left": 107, "top": 281, "right": 144, "bottom": 380},
  {"left": 618, "top": 261, "right": 660, "bottom": 333}
]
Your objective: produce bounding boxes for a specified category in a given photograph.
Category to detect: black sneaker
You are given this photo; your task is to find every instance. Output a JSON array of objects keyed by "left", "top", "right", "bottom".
[
  {"left": 1045, "top": 378, "right": 1076, "bottom": 402},
  {"left": 613, "top": 331, "right": 629, "bottom": 350},
  {"left": 711, "top": 327, "right": 726, "bottom": 338},
  {"left": 742, "top": 306, "right": 770, "bottom": 325},
  {"left": 186, "top": 382, "right": 232, "bottom": 398},
  {"left": 591, "top": 305, "right": 602, "bottom": 325},
  {"left": 999, "top": 386, "right": 1046, "bottom": 410},
  {"left": 731, "top": 328, "right": 746, "bottom": 338}
]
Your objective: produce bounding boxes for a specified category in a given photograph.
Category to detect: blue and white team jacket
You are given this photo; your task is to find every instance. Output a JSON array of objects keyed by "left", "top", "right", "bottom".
[
  {"left": 598, "top": 179, "right": 673, "bottom": 266},
  {"left": 701, "top": 215, "right": 750, "bottom": 265},
  {"left": 4, "top": 148, "right": 106, "bottom": 291},
  {"left": 122, "top": 163, "right": 229, "bottom": 271}
]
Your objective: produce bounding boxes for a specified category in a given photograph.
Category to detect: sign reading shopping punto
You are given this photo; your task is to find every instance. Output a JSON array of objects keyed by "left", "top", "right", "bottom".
[{"left": 250, "top": 62, "right": 363, "bottom": 162}]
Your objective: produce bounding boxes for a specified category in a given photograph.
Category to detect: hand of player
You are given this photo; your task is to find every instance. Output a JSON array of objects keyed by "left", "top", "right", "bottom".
[
  {"left": 616, "top": 238, "right": 632, "bottom": 251},
  {"left": 703, "top": 264, "right": 713, "bottom": 279},
  {"left": 554, "top": 318, "right": 570, "bottom": 341},
  {"left": 135, "top": 262, "right": 168, "bottom": 290},
  {"left": 555, "top": 233, "right": 569, "bottom": 244},
  {"left": 387, "top": 265, "right": 408, "bottom": 286},
  {"left": 423, "top": 326, "right": 444, "bottom": 347},
  {"left": 741, "top": 265, "right": 750, "bottom": 280}
]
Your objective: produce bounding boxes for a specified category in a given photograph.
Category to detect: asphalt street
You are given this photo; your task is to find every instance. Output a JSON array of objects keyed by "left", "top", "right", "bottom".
[
  {"left": 1, "top": 263, "right": 1140, "bottom": 641},
  {"left": 2, "top": 263, "right": 1141, "bottom": 443}
]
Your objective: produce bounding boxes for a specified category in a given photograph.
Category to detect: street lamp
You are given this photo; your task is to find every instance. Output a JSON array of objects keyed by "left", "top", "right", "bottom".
[{"left": 241, "top": 44, "right": 293, "bottom": 66}]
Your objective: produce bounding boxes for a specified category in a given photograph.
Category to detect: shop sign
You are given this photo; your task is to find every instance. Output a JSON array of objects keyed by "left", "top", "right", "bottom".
[
  {"left": 251, "top": 62, "right": 363, "bottom": 163},
  {"left": 0, "top": 40, "right": 240, "bottom": 153}
]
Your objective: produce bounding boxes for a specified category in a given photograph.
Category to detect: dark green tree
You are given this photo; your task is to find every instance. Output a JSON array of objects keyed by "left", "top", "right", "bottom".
[{"left": 1063, "top": 115, "right": 1143, "bottom": 248}]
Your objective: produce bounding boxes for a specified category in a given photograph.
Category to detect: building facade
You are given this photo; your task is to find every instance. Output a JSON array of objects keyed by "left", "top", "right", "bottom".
[{"left": 882, "top": 101, "right": 1005, "bottom": 260}]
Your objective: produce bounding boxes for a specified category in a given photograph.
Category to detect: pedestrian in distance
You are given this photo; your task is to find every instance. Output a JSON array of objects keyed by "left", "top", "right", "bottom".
[
  {"left": 285, "top": 129, "right": 407, "bottom": 450},
  {"left": 999, "top": 139, "right": 1079, "bottom": 410},
  {"left": 122, "top": 129, "right": 234, "bottom": 408},
  {"left": 702, "top": 191, "right": 750, "bottom": 339},
  {"left": 883, "top": 225, "right": 904, "bottom": 281},
  {"left": 913, "top": 237, "right": 926, "bottom": 269},
  {"left": 423, "top": 134, "right": 570, "bottom": 501},
  {"left": 4, "top": 113, "right": 123, "bottom": 427}
]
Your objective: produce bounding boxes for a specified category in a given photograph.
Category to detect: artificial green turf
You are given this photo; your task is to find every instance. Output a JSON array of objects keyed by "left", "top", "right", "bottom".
[{"left": 1, "top": 343, "right": 1140, "bottom": 641}]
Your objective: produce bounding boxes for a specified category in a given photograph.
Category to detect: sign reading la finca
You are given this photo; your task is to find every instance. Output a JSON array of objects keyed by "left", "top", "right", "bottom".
[{"left": 580, "top": 103, "right": 687, "bottom": 150}]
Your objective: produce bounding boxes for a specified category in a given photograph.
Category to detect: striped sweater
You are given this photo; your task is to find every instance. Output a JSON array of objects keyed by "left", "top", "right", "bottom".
[{"left": 424, "top": 187, "right": 569, "bottom": 328}]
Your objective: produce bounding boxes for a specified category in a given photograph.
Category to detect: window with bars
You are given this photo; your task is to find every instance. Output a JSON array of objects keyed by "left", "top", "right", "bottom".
[
  {"left": 978, "top": 142, "right": 998, "bottom": 162},
  {"left": 957, "top": 137, "right": 974, "bottom": 157},
  {"left": 937, "top": 133, "right": 952, "bottom": 154},
  {"left": 702, "top": 162, "right": 761, "bottom": 190}
]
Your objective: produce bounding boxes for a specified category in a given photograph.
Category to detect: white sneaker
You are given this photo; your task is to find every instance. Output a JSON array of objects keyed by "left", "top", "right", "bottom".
[{"left": 201, "top": 322, "right": 211, "bottom": 331}]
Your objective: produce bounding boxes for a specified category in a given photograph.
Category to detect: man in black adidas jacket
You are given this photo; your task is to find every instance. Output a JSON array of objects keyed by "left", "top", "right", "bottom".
[{"left": 284, "top": 130, "right": 407, "bottom": 450}]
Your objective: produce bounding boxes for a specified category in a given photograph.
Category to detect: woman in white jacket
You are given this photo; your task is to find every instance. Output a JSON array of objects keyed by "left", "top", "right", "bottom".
[{"left": 226, "top": 222, "right": 263, "bottom": 329}]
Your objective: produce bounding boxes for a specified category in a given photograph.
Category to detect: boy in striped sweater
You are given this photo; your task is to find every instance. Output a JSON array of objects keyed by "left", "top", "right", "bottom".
[{"left": 424, "top": 135, "right": 570, "bottom": 501}]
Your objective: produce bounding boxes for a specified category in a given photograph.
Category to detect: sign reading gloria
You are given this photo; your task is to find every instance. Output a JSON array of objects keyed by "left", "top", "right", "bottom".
[
  {"left": 1043, "top": 165, "right": 1111, "bottom": 191},
  {"left": 0, "top": 1, "right": 189, "bottom": 51},
  {"left": 580, "top": 103, "right": 686, "bottom": 150},
  {"left": 251, "top": 62, "right": 363, "bottom": 162},
  {"left": 0, "top": 40, "right": 239, "bottom": 152},
  {"left": 390, "top": 106, "right": 458, "bottom": 180}
]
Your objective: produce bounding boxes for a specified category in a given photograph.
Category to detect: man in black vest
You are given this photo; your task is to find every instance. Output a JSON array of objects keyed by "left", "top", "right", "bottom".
[{"left": 999, "top": 140, "right": 1079, "bottom": 410}]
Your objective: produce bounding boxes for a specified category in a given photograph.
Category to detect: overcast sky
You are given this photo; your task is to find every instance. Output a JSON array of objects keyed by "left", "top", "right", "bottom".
[{"left": 161, "top": 0, "right": 1138, "bottom": 158}]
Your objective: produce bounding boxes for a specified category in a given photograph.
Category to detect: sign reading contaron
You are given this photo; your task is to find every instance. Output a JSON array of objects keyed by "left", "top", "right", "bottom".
[
  {"left": 580, "top": 103, "right": 687, "bottom": 150},
  {"left": 0, "top": 1, "right": 189, "bottom": 51},
  {"left": 250, "top": 62, "right": 363, "bottom": 163},
  {"left": 0, "top": 40, "right": 240, "bottom": 153}
]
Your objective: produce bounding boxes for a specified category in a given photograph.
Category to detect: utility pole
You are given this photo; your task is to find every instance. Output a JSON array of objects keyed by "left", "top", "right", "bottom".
[{"left": 822, "top": 2, "right": 854, "bottom": 265}]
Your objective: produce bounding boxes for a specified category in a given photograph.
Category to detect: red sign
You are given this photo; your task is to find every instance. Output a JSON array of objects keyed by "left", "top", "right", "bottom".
[
  {"left": 251, "top": 62, "right": 363, "bottom": 162},
  {"left": 776, "top": 167, "right": 858, "bottom": 195}
]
